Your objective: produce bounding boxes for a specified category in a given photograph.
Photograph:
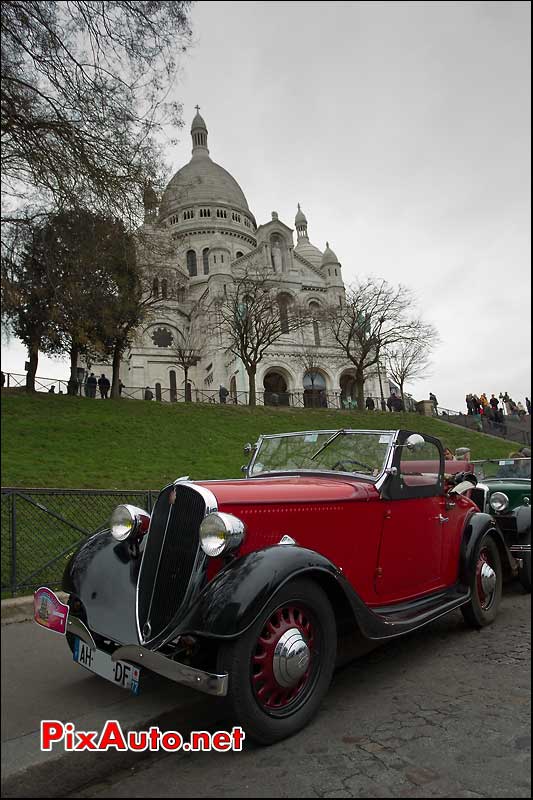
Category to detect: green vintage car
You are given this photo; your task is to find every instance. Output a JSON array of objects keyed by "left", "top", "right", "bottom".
[{"left": 470, "top": 458, "right": 531, "bottom": 591}]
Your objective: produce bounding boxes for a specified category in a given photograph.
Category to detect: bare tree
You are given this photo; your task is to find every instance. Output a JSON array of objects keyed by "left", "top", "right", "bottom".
[
  {"left": 385, "top": 332, "right": 437, "bottom": 407},
  {"left": 215, "top": 272, "right": 309, "bottom": 406},
  {"left": 1, "top": 1, "right": 192, "bottom": 223},
  {"left": 327, "top": 278, "right": 433, "bottom": 411},
  {"left": 170, "top": 321, "right": 204, "bottom": 401}
]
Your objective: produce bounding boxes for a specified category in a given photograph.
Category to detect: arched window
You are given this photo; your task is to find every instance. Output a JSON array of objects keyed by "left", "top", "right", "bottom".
[
  {"left": 161, "top": 279, "right": 168, "bottom": 299},
  {"left": 303, "top": 371, "right": 327, "bottom": 408},
  {"left": 263, "top": 371, "right": 290, "bottom": 406},
  {"left": 236, "top": 251, "right": 244, "bottom": 259},
  {"left": 187, "top": 250, "right": 197, "bottom": 277},
  {"left": 278, "top": 293, "right": 292, "bottom": 334},
  {"left": 203, "top": 248, "right": 210, "bottom": 275},
  {"left": 152, "top": 277, "right": 159, "bottom": 297}
]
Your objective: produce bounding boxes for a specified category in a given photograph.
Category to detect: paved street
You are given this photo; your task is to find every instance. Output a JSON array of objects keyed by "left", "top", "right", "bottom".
[
  {"left": 72, "top": 585, "right": 531, "bottom": 799},
  {"left": 1, "top": 585, "right": 529, "bottom": 798}
]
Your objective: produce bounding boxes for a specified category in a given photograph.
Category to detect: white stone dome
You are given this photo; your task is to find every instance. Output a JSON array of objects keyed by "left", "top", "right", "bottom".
[
  {"left": 159, "top": 157, "right": 251, "bottom": 220},
  {"left": 321, "top": 242, "right": 339, "bottom": 265},
  {"left": 294, "top": 240, "right": 324, "bottom": 267}
]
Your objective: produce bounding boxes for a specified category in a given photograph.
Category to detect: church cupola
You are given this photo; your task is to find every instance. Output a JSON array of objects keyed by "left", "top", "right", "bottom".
[
  {"left": 321, "top": 242, "right": 338, "bottom": 267},
  {"left": 191, "top": 106, "right": 209, "bottom": 158},
  {"left": 293, "top": 203, "right": 324, "bottom": 267},
  {"left": 322, "top": 242, "right": 344, "bottom": 291},
  {"left": 295, "top": 203, "right": 308, "bottom": 240}
]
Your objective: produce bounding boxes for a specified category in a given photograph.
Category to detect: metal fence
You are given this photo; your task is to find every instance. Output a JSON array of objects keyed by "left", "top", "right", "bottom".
[
  {"left": 3, "top": 372, "right": 401, "bottom": 410},
  {"left": 1, "top": 488, "right": 157, "bottom": 597}
]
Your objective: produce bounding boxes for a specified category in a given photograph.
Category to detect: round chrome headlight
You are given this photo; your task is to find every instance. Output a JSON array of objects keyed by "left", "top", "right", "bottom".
[
  {"left": 489, "top": 492, "right": 509, "bottom": 513},
  {"left": 199, "top": 512, "right": 245, "bottom": 557},
  {"left": 110, "top": 504, "right": 150, "bottom": 541}
]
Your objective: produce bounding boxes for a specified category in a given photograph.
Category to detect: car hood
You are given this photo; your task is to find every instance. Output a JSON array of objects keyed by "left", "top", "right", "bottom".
[{"left": 195, "top": 475, "right": 378, "bottom": 506}]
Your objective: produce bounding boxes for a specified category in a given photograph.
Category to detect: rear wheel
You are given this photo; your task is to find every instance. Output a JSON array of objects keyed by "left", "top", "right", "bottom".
[
  {"left": 217, "top": 578, "right": 336, "bottom": 745},
  {"left": 461, "top": 534, "right": 502, "bottom": 628}
]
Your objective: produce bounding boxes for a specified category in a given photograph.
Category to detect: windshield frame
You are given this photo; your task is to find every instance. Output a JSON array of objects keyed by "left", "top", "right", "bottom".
[
  {"left": 246, "top": 429, "right": 399, "bottom": 482},
  {"left": 470, "top": 458, "right": 531, "bottom": 482}
]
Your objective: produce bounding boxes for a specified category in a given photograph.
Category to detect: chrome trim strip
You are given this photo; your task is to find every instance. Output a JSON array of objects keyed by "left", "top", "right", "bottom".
[
  {"left": 510, "top": 544, "right": 532, "bottom": 553},
  {"left": 144, "top": 497, "right": 174, "bottom": 631},
  {"left": 67, "top": 616, "right": 97, "bottom": 650},
  {"left": 112, "top": 645, "right": 228, "bottom": 697}
]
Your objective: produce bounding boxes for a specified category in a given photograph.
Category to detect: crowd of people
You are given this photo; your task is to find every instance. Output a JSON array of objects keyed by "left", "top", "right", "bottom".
[{"left": 465, "top": 392, "right": 530, "bottom": 421}]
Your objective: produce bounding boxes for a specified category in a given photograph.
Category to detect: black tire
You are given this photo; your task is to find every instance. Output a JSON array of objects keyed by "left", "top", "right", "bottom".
[
  {"left": 518, "top": 530, "right": 531, "bottom": 592},
  {"left": 217, "top": 578, "right": 337, "bottom": 745},
  {"left": 461, "top": 534, "right": 502, "bottom": 628}
]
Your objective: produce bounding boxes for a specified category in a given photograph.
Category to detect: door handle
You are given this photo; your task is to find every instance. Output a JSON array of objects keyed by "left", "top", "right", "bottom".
[{"left": 437, "top": 514, "right": 449, "bottom": 523}]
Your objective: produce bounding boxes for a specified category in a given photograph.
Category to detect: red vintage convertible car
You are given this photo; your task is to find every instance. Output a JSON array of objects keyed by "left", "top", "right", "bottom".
[{"left": 34, "top": 429, "right": 517, "bottom": 744}]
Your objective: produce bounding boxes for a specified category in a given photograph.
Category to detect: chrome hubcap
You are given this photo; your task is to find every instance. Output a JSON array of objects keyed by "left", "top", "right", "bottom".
[
  {"left": 480, "top": 562, "right": 496, "bottom": 598},
  {"left": 272, "top": 627, "right": 310, "bottom": 688}
]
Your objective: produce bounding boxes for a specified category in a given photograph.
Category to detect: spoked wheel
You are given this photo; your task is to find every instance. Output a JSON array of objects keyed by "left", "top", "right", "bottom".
[
  {"left": 461, "top": 534, "right": 502, "bottom": 628},
  {"left": 217, "top": 579, "right": 336, "bottom": 744}
]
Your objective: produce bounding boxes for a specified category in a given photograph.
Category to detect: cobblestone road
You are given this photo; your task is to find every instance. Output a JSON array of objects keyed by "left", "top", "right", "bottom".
[{"left": 76, "top": 585, "right": 530, "bottom": 798}]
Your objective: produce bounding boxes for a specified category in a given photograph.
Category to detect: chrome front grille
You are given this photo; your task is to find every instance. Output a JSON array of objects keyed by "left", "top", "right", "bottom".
[{"left": 137, "top": 483, "right": 208, "bottom": 642}]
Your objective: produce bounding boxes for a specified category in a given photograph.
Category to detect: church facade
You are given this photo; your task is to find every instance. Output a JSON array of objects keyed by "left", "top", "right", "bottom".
[{"left": 119, "top": 110, "right": 385, "bottom": 407}]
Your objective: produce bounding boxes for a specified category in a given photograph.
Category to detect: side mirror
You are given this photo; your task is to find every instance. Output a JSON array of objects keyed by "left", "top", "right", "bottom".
[{"left": 405, "top": 433, "right": 425, "bottom": 452}]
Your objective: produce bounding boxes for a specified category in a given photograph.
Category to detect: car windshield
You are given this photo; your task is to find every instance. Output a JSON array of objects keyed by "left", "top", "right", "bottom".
[
  {"left": 250, "top": 430, "right": 394, "bottom": 478},
  {"left": 471, "top": 458, "right": 531, "bottom": 480}
]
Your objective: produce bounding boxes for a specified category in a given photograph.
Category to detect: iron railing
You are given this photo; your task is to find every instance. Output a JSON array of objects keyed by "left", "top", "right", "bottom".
[
  {"left": 1, "top": 488, "right": 157, "bottom": 597},
  {"left": 3, "top": 372, "right": 401, "bottom": 410}
]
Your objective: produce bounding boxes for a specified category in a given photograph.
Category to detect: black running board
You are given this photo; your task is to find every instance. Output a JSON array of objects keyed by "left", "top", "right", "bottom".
[{"left": 340, "top": 582, "right": 471, "bottom": 642}]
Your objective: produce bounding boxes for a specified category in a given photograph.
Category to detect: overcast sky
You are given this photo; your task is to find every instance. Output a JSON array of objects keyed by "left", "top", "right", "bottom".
[{"left": 2, "top": 1, "right": 530, "bottom": 411}]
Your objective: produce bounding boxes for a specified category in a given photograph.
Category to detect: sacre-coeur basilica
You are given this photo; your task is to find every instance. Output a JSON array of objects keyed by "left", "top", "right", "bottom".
[{"left": 109, "top": 109, "right": 386, "bottom": 407}]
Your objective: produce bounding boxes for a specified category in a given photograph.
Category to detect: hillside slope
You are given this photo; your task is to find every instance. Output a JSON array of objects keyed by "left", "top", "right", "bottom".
[{"left": 1, "top": 392, "right": 520, "bottom": 489}]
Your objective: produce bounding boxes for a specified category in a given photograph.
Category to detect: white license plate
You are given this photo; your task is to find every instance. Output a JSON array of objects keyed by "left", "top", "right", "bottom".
[{"left": 72, "top": 638, "right": 141, "bottom": 695}]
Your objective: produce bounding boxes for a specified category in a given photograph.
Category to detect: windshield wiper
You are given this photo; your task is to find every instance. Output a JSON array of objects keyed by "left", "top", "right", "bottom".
[{"left": 311, "top": 429, "right": 347, "bottom": 460}]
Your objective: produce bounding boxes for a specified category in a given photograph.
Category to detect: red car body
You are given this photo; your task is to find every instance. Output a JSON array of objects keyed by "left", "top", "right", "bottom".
[{"left": 35, "top": 428, "right": 516, "bottom": 744}]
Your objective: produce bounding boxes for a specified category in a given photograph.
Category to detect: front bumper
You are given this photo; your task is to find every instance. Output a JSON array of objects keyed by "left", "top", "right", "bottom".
[
  {"left": 112, "top": 645, "right": 228, "bottom": 697},
  {"left": 70, "top": 615, "right": 228, "bottom": 697}
]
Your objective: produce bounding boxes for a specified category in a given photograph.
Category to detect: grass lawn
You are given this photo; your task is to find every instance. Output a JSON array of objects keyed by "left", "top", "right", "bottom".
[{"left": 1, "top": 390, "right": 521, "bottom": 489}]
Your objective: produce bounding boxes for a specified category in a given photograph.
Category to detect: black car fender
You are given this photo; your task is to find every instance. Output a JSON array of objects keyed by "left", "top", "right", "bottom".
[
  {"left": 167, "top": 545, "right": 355, "bottom": 642},
  {"left": 511, "top": 504, "right": 531, "bottom": 537},
  {"left": 459, "top": 512, "right": 516, "bottom": 587},
  {"left": 163, "top": 544, "right": 473, "bottom": 646}
]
